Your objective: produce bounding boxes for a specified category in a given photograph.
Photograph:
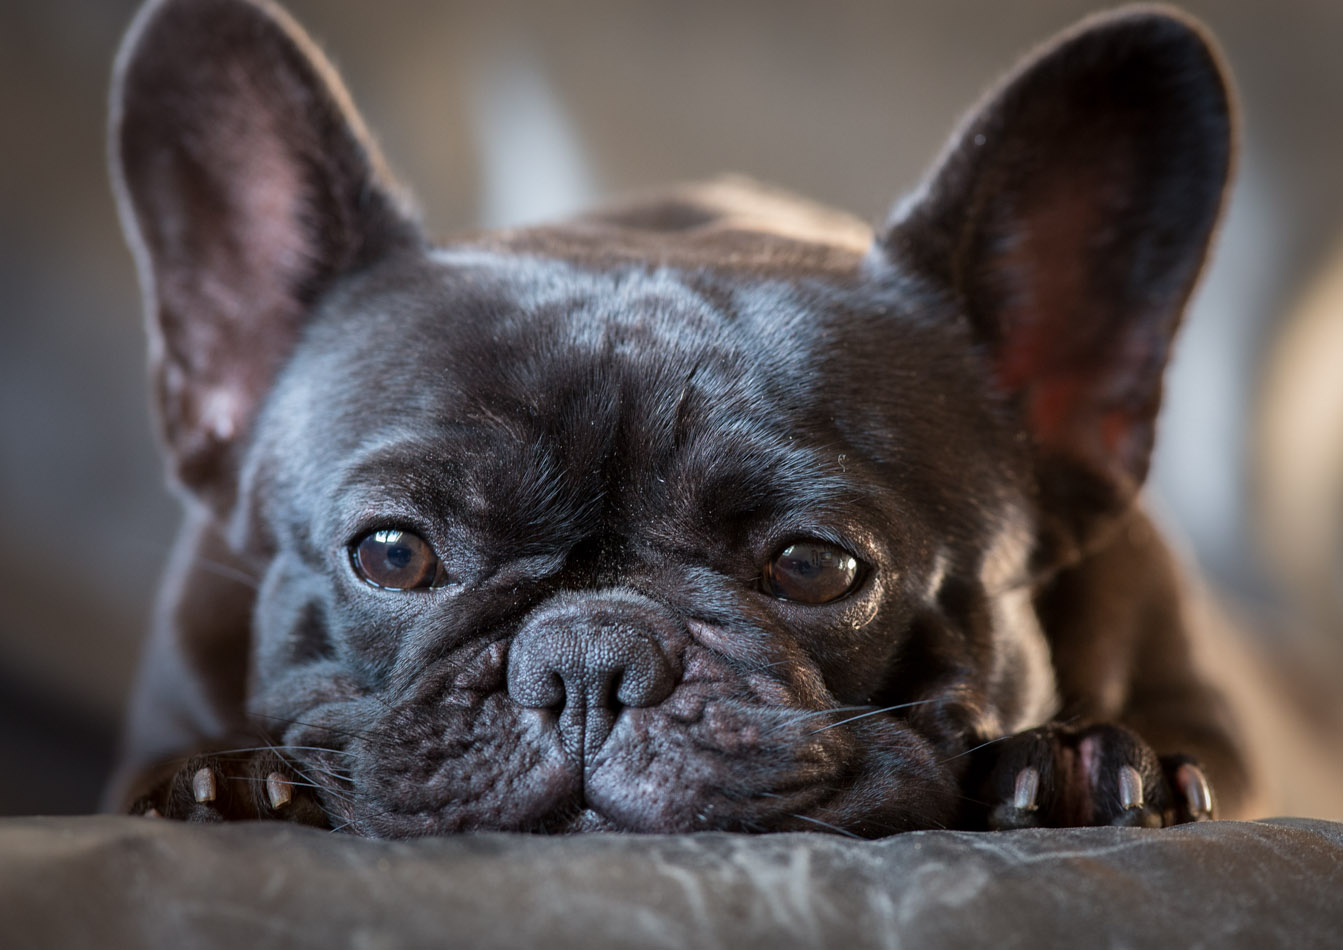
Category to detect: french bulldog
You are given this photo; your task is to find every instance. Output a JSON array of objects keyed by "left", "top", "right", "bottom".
[{"left": 107, "top": 0, "right": 1249, "bottom": 836}]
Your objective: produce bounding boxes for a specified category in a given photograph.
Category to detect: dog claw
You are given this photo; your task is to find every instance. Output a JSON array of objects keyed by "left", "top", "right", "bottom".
[
  {"left": 1118, "top": 765, "right": 1144, "bottom": 810},
  {"left": 1176, "top": 762, "right": 1213, "bottom": 820},
  {"left": 1013, "top": 767, "right": 1040, "bottom": 811},
  {"left": 143, "top": 807, "right": 162, "bottom": 819},
  {"left": 192, "top": 767, "right": 217, "bottom": 803},
  {"left": 1111, "top": 765, "right": 1161, "bottom": 827},
  {"left": 266, "top": 772, "right": 293, "bottom": 809}
]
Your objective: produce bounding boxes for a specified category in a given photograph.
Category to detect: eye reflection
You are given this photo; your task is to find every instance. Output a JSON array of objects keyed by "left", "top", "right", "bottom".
[
  {"left": 351, "top": 529, "right": 440, "bottom": 590},
  {"left": 762, "top": 541, "right": 861, "bottom": 604}
]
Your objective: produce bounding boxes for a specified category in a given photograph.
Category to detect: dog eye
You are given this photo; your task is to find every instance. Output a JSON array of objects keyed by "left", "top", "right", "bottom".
[
  {"left": 762, "top": 542, "right": 861, "bottom": 604},
  {"left": 351, "top": 529, "right": 441, "bottom": 590}
]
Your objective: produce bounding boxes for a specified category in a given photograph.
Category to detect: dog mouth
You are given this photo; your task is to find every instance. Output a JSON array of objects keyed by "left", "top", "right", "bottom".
[
  {"left": 528, "top": 801, "right": 625, "bottom": 835},
  {"left": 261, "top": 598, "right": 962, "bottom": 838},
  {"left": 324, "top": 705, "right": 805, "bottom": 836},
  {"left": 274, "top": 687, "right": 958, "bottom": 839},
  {"left": 558, "top": 808, "right": 621, "bottom": 833}
]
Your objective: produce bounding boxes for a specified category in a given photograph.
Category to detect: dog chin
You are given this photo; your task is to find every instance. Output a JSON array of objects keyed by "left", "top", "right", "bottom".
[
  {"left": 554, "top": 809, "right": 622, "bottom": 834},
  {"left": 282, "top": 695, "right": 956, "bottom": 838}
]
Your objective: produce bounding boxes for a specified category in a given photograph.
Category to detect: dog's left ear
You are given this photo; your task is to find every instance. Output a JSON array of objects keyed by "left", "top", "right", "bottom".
[{"left": 876, "top": 8, "right": 1232, "bottom": 562}]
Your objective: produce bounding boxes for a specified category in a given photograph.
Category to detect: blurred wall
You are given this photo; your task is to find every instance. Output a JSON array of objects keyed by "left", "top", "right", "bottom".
[{"left": 2, "top": 0, "right": 1340, "bottom": 814}]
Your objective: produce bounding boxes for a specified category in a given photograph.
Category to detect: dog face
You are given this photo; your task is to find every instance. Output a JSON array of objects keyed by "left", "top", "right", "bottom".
[
  {"left": 112, "top": 0, "right": 1230, "bottom": 835},
  {"left": 235, "top": 241, "right": 1046, "bottom": 835}
]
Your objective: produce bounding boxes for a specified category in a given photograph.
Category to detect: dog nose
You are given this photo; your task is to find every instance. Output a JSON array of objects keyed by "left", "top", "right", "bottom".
[
  {"left": 508, "top": 623, "right": 675, "bottom": 711},
  {"left": 507, "top": 595, "right": 679, "bottom": 754}
]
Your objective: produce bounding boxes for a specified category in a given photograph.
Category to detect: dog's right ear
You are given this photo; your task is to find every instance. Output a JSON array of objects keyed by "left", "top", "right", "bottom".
[{"left": 111, "top": 0, "right": 420, "bottom": 513}]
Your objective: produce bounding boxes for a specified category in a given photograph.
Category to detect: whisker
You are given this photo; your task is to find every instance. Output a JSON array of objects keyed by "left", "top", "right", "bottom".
[
  {"left": 807, "top": 699, "right": 940, "bottom": 735},
  {"left": 785, "top": 705, "right": 880, "bottom": 725},
  {"left": 944, "top": 733, "right": 1013, "bottom": 761},
  {"left": 192, "top": 557, "right": 261, "bottom": 590},
  {"left": 264, "top": 745, "right": 359, "bottom": 803},
  {"left": 271, "top": 744, "right": 357, "bottom": 757},
  {"left": 789, "top": 814, "right": 863, "bottom": 839},
  {"left": 225, "top": 775, "right": 354, "bottom": 801},
  {"left": 293, "top": 763, "right": 356, "bottom": 783},
  {"left": 252, "top": 713, "right": 383, "bottom": 745},
  {"left": 328, "top": 808, "right": 397, "bottom": 835},
  {"left": 194, "top": 744, "right": 356, "bottom": 759},
  {"left": 764, "top": 705, "right": 879, "bottom": 736}
]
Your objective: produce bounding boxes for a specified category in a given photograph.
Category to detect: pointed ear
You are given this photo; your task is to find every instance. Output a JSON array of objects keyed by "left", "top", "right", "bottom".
[
  {"left": 111, "top": 0, "right": 420, "bottom": 512},
  {"left": 877, "top": 8, "right": 1232, "bottom": 557}
]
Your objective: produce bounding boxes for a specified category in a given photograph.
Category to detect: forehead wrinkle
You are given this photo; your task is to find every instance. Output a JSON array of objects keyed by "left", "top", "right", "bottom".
[
  {"left": 650, "top": 415, "right": 867, "bottom": 542},
  {"left": 305, "top": 252, "right": 854, "bottom": 550},
  {"left": 425, "top": 251, "right": 839, "bottom": 437}
]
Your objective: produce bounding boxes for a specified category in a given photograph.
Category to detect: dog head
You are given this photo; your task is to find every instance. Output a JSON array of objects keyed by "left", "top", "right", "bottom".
[{"left": 112, "top": 0, "right": 1230, "bottom": 835}]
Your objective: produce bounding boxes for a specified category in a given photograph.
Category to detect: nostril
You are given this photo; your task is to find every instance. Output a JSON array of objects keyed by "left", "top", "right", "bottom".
[
  {"left": 544, "top": 672, "right": 566, "bottom": 710},
  {"left": 506, "top": 633, "right": 569, "bottom": 710},
  {"left": 604, "top": 672, "right": 626, "bottom": 716}
]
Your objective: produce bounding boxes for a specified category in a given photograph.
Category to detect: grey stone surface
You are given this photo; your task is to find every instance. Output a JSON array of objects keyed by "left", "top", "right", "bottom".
[{"left": 2, "top": 816, "right": 1340, "bottom": 949}]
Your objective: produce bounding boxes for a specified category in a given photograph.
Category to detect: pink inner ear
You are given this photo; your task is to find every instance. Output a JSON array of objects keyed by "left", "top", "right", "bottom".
[
  {"left": 154, "top": 78, "right": 318, "bottom": 446},
  {"left": 1023, "top": 375, "right": 1088, "bottom": 447},
  {"left": 1022, "top": 377, "right": 1142, "bottom": 483},
  {"left": 987, "top": 167, "right": 1149, "bottom": 484},
  {"left": 148, "top": 111, "right": 317, "bottom": 497}
]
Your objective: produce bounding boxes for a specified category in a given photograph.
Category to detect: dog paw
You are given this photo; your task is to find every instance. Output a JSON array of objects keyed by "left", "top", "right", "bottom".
[
  {"left": 970, "top": 723, "right": 1215, "bottom": 830},
  {"left": 128, "top": 748, "right": 330, "bottom": 827}
]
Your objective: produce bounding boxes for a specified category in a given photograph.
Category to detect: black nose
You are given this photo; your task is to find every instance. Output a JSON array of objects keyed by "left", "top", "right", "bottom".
[{"left": 507, "top": 594, "right": 679, "bottom": 755}]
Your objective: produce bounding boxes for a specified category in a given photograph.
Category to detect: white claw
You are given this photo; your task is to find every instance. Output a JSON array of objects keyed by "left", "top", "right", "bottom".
[
  {"left": 1013, "top": 767, "right": 1040, "bottom": 811},
  {"left": 1177, "top": 763, "right": 1214, "bottom": 819},
  {"left": 192, "top": 768, "right": 217, "bottom": 803},
  {"left": 1118, "top": 765, "right": 1144, "bottom": 810},
  {"left": 143, "top": 807, "right": 163, "bottom": 819},
  {"left": 266, "top": 771, "right": 293, "bottom": 809}
]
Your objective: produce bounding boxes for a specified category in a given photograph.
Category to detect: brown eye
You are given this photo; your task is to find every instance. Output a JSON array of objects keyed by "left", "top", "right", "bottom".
[
  {"left": 352, "top": 529, "right": 440, "bottom": 590},
  {"left": 762, "top": 542, "right": 861, "bottom": 604}
]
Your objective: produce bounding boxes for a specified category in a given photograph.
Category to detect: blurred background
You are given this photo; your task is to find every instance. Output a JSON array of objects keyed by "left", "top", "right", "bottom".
[{"left": 2, "top": 0, "right": 1340, "bottom": 815}]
